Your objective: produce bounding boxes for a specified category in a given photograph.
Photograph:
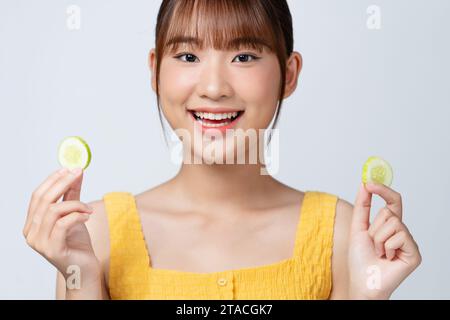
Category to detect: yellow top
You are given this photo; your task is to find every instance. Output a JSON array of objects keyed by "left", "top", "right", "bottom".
[{"left": 103, "top": 191, "right": 338, "bottom": 300}]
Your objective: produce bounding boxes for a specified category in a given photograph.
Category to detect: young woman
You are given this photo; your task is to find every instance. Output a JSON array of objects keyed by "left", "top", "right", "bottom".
[{"left": 23, "top": 0, "right": 421, "bottom": 300}]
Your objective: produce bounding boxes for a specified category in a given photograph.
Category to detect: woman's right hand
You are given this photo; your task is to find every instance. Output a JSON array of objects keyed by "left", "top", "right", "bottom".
[{"left": 23, "top": 167, "right": 100, "bottom": 283}]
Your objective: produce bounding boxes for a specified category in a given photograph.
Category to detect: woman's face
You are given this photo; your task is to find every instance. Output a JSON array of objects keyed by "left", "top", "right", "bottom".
[{"left": 148, "top": 42, "right": 301, "bottom": 164}]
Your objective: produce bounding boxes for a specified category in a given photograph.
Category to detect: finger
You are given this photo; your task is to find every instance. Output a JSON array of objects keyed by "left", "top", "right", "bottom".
[
  {"left": 29, "top": 168, "right": 69, "bottom": 213},
  {"left": 39, "top": 201, "right": 93, "bottom": 240},
  {"left": 373, "top": 216, "right": 404, "bottom": 258},
  {"left": 364, "top": 183, "right": 403, "bottom": 220},
  {"left": 63, "top": 169, "right": 84, "bottom": 202},
  {"left": 384, "top": 230, "right": 419, "bottom": 263},
  {"left": 50, "top": 212, "right": 91, "bottom": 253},
  {"left": 351, "top": 182, "right": 373, "bottom": 235},
  {"left": 24, "top": 168, "right": 69, "bottom": 237},
  {"left": 28, "top": 169, "right": 85, "bottom": 237},
  {"left": 47, "top": 168, "right": 83, "bottom": 204},
  {"left": 368, "top": 207, "right": 394, "bottom": 238},
  {"left": 32, "top": 168, "right": 83, "bottom": 226}
]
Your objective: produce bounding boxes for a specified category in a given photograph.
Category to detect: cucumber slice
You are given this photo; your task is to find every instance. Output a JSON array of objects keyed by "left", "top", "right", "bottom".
[
  {"left": 58, "top": 136, "right": 91, "bottom": 170},
  {"left": 362, "top": 156, "right": 393, "bottom": 187}
]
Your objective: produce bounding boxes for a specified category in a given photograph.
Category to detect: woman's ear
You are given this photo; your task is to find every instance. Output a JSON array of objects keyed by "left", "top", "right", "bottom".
[
  {"left": 283, "top": 51, "right": 303, "bottom": 99},
  {"left": 148, "top": 48, "right": 157, "bottom": 92}
]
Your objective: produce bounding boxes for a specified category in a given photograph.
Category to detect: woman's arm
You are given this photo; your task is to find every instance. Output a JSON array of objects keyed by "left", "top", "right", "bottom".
[
  {"left": 55, "top": 200, "right": 111, "bottom": 300},
  {"left": 329, "top": 198, "right": 354, "bottom": 299},
  {"left": 23, "top": 168, "right": 106, "bottom": 300},
  {"left": 56, "top": 268, "right": 106, "bottom": 299}
]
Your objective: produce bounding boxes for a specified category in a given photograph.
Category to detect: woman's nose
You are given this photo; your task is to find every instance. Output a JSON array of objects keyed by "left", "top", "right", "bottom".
[{"left": 196, "top": 59, "right": 233, "bottom": 100}]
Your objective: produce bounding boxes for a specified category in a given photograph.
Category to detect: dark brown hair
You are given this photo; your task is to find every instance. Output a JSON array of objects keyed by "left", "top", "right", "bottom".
[{"left": 154, "top": 0, "right": 294, "bottom": 144}]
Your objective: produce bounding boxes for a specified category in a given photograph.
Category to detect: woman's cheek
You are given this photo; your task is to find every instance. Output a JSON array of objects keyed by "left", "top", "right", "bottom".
[
  {"left": 235, "top": 69, "right": 280, "bottom": 128},
  {"left": 158, "top": 65, "right": 197, "bottom": 128},
  {"left": 160, "top": 65, "right": 196, "bottom": 101}
]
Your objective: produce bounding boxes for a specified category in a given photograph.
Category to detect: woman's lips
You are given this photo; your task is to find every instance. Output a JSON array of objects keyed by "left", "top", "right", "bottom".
[{"left": 188, "top": 110, "right": 244, "bottom": 133}]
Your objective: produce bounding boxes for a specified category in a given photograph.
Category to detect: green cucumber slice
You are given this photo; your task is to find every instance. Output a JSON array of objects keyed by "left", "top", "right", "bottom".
[
  {"left": 58, "top": 136, "right": 91, "bottom": 170},
  {"left": 362, "top": 156, "right": 393, "bottom": 187}
]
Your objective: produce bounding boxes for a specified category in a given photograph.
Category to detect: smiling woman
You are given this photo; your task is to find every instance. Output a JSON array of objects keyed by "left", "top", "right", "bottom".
[
  {"left": 21, "top": 0, "right": 422, "bottom": 302},
  {"left": 152, "top": 0, "right": 294, "bottom": 146}
]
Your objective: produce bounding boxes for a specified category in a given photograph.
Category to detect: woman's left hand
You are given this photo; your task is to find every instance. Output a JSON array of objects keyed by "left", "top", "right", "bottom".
[{"left": 348, "top": 182, "right": 422, "bottom": 299}]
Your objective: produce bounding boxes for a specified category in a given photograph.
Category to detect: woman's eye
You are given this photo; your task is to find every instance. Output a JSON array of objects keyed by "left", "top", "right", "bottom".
[
  {"left": 175, "top": 53, "right": 198, "bottom": 63},
  {"left": 174, "top": 53, "right": 260, "bottom": 63},
  {"left": 232, "top": 54, "right": 260, "bottom": 63}
]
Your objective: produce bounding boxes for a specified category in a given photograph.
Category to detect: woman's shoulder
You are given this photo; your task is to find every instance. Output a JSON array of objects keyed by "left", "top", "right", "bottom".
[
  {"left": 85, "top": 197, "right": 110, "bottom": 245},
  {"left": 83, "top": 197, "right": 112, "bottom": 294},
  {"left": 84, "top": 190, "right": 139, "bottom": 257},
  {"left": 284, "top": 184, "right": 354, "bottom": 213},
  {"left": 82, "top": 187, "right": 161, "bottom": 263},
  {"left": 301, "top": 188, "right": 354, "bottom": 253},
  {"left": 326, "top": 192, "right": 354, "bottom": 299}
]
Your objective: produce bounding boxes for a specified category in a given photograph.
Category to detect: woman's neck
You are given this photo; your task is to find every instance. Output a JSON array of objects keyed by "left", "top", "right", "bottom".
[{"left": 170, "top": 162, "right": 282, "bottom": 211}]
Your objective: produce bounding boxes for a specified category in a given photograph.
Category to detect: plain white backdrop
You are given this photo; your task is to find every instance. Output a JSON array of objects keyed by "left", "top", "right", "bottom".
[{"left": 0, "top": 0, "right": 449, "bottom": 299}]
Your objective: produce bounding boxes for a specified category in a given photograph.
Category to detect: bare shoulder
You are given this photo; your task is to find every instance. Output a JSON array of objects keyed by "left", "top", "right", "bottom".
[
  {"left": 334, "top": 197, "right": 354, "bottom": 227},
  {"left": 333, "top": 197, "right": 354, "bottom": 265},
  {"left": 84, "top": 199, "right": 110, "bottom": 290},
  {"left": 85, "top": 199, "right": 110, "bottom": 261},
  {"left": 329, "top": 195, "right": 354, "bottom": 299}
]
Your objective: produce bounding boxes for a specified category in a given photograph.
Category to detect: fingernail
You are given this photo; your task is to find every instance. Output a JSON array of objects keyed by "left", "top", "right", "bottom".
[
  {"left": 87, "top": 205, "right": 94, "bottom": 211},
  {"left": 59, "top": 168, "right": 69, "bottom": 174},
  {"left": 70, "top": 167, "right": 82, "bottom": 175}
]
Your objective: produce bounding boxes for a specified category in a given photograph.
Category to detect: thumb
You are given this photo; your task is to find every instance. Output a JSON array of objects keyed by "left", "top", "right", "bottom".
[
  {"left": 63, "top": 169, "right": 84, "bottom": 201},
  {"left": 351, "top": 182, "right": 372, "bottom": 235}
]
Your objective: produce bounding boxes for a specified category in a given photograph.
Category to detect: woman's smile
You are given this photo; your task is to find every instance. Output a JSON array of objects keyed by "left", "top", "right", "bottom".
[{"left": 187, "top": 107, "right": 245, "bottom": 133}]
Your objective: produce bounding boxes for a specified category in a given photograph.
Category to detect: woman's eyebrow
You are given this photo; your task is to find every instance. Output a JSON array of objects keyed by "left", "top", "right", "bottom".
[
  {"left": 228, "top": 36, "right": 271, "bottom": 50},
  {"left": 167, "top": 36, "right": 202, "bottom": 47},
  {"left": 167, "top": 36, "right": 271, "bottom": 50}
]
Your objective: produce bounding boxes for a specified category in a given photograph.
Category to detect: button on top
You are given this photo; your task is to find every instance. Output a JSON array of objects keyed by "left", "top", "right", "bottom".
[{"left": 217, "top": 278, "right": 227, "bottom": 286}]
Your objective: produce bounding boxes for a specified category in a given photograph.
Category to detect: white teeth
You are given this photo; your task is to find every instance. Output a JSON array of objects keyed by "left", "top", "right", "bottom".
[
  {"left": 193, "top": 111, "right": 239, "bottom": 120},
  {"left": 197, "top": 120, "right": 231, "bottom": 127}
]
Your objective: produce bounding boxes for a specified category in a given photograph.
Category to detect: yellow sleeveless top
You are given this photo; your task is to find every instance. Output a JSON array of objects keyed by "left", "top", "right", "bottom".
[{"left": 103, "top": 191, "right": 338, "bottom": 300}]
